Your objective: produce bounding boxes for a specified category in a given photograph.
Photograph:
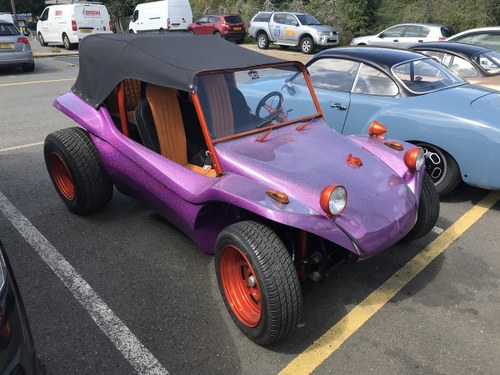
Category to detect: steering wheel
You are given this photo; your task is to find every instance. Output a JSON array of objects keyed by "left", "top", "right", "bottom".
[{"left": 256, "top": 91, "right": 284, "bottom": 122}]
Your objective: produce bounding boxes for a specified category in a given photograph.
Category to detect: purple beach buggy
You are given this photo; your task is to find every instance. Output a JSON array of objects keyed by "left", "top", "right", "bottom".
[{"left": 44, "top": 34, "right": 438, "bottom": 345}]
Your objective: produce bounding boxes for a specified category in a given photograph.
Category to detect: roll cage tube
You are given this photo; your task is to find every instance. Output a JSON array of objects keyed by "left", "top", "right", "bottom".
[
  {"left": 190, "top": 62, "right": 325, "bottom": 170},
  {"left": 117, "top": 81, "right": 130, "bottom": 138}
]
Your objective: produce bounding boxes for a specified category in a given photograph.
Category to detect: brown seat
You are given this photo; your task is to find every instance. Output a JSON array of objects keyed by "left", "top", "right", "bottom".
[
  {"left": 144, "top": 84, "right": 215, "bottom": 177},
  {"left": 106, "top": 78, "right": 141, "bottom": 125},
  {"left": 199, "top": 75, "right": 234, "bottom": 138}
]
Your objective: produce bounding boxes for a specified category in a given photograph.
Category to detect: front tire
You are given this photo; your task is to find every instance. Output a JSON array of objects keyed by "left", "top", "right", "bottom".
[
  {"left": 215, "top": 221, "right": 302, "bottom": 345},
  {"left": 257, "top": 32, "right": 269, "bottom": 49},
  {"left": 44, "top": 127, "right": 113, "bottom": 215},
  {"left": 22, "top": 61, "right": 35, "bottom": 72},
  {"left": 404, "top": 173, "right": 440, "bottom": 241},
  {"left": 38, "top": 32, "right": 47, "bottom": 46},
  {"left": 415, "top": 143, "right": 461, "bottom": 197},
  {"left": 300, "top": 36, "right": 315, "bottom": 54}
]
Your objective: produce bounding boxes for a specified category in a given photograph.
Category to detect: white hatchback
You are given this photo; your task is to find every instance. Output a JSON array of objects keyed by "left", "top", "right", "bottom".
[{"left": 350, "top": 23, "right": 453, "bottom": 48}]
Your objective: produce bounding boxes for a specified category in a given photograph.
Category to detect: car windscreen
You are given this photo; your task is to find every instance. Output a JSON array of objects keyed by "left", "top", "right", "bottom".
[
  {"left": 392, "top": 58, "right": 465, "bottom": 94},
  {"left": 296, "top": 14, "right": 321, "bottom": 26},
  {"left": 196, "top": 65, "right": 319, "bottom": 141},
  {"left": 0, "top": 23, "right": 19, "bottom": 36},
  {"left": 224, "top": 16, "right": 242, "bottom": 24},
  {"left": 473, "top": 51, "right": 500, "bottom": 75}
]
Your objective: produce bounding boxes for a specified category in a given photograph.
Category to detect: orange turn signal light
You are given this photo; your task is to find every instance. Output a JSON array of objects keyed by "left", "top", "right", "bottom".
[
  {"left": 266, "top": 190, "right": 289, "bottom": 204},
  {"left": 368, "top": 120, "right": 387, "bottom": 140}
]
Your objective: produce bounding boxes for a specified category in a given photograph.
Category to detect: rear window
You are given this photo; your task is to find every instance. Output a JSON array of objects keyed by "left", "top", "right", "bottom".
[
  {"left": 224, "top": 16, "right": 242, "bottom": 24},
  {"left": 0, "top": 22, "right": 19, "bottom": 36},
  {"left": 440, "top": 26, "right": 453, "bottom": 38},
  {"left": 253, "top": 13, "right": 271, "bottom": 22}
]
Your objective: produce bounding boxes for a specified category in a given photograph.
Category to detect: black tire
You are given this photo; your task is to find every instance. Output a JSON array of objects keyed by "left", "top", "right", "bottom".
[
  {"left": 129, "top": 29, "right": 135, "bottom": 33},
  {"left": 257, "top": 32, "right": 269, "bottom": 50},
  {"left": 22, "top": 61, "right": 35, "bottom": 72},
  {"left": 44, "top": 127, "right": 113, "bottom": 215},
  {"left": 300, "top": 36, "right": 315, "bottom": 54},
  {"left": 214, "top": 31, "right": 222, "bottom": 37},
  {"left": 415, "top": 142, "right": 461, "bottom": 197},
  {"left": 404, "top": 173, "right": 440, "bottom": 241},
  {"left": 188, "top": 29, "right": 194, "bottom": 34},
  {"left": 38, "top": 33, "right": 47, "bottom": 47},
  {"left": 215, "top": 221, "right": 302, "bottom": 345},
  {"left": 62, "top": 33, "right": 75, "bottom": 50},
  {"left": 235, "top": 38, "right": 244, "bottom": 44}
]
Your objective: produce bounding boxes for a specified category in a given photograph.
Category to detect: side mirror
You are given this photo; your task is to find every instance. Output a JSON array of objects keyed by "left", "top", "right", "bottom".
[
  {"left": 378, "top": 33, "right": 385, "bottom": 38},
  {"left": 293, "top": 21, "right": 299, "bottom": 27}
]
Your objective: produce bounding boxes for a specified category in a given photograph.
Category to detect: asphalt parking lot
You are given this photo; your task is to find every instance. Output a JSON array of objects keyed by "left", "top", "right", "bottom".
[{"left": 1, "top": 50, "right": 499, "bottom": 375}]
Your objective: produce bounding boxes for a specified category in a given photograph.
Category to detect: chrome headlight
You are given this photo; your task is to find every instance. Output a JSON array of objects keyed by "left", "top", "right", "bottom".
[
  {"left": 404, "top": 147, "right": 425, "bottom": 173},
  {"left": 320, "top": 185, "right": 347, "bottom": 217}
]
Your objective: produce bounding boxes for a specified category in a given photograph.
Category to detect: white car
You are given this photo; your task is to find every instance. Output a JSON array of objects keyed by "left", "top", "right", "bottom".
[
  {"left": 350, "top": 23, "right": 453, "bottom": 48},
  {"left": 447, "top": 26, "right": 500, "bottom": 52}
]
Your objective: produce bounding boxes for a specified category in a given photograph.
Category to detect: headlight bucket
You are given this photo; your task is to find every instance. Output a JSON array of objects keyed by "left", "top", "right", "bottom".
[
  {"left": 404, "top": 147, "right": 425, "bottom": 173},
  {"left": 320, "top": 185, "right": 347, "bottom": 217}
]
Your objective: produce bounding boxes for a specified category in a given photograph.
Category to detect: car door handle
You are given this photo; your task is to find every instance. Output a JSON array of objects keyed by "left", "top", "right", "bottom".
[
  {"left": 330, "top": 103, "right": 347, "bottom": 110},
  {"left": 393, "top": 39, "right": 399, "bottom": 42},
  {"left": 418, "top": 39, "right": 424, "bottom": 42}
]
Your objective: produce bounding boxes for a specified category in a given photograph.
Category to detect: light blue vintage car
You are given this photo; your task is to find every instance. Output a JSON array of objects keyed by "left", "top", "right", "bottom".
[{"left": 294, "top": 47, "right": 500, "bottom": 196}]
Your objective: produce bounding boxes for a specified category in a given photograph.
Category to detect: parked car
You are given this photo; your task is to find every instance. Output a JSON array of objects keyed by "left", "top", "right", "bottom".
[
  {"left": 129, "top": 0, "right": 192, "bottom": 33},
  {"left": 409, "top": 42, "right": 500, "bottom": 90},
  {"left": 0, "top": 13, "right": 14, "bottom": 24},
  {"left": 350, "top": 23, "right": 453, "bottom": 48},
  {"left": 297, "top": 46, "right": 500, "bottom": 196},
  {"left": 0, "top": 240, "right": 38, "bottom": 374},
  {"left": 248, "top": 11, "right": 339, "bottom": 54},
  {"left": 37, "top": 3, "right": 112, "bottom": 50},
  {"left": 44, "top": 34, "right": 437, "bottom": 345},
  {"left": 187, "top": 14, "right": 245, "bottom": 43},
  {"left": 0, "top": 21, "right": 34, "bottom": 72},
  {"left": 447, "top": 26, "right": 500, "bottom": 52}
]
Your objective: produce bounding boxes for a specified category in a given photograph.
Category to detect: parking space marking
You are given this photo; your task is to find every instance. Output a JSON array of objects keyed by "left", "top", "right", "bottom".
[
  {"left": 0, "top": 142, "right": 44, "bottom": 153},
  {"left": 280, "top": 191, "right": 500, "bottom": 375},
  {"left": 0, "top": 78, "right": 75, "bottom": 87},
  {"left": 0, "top": 190, "right": 169, "bottom": 375}
]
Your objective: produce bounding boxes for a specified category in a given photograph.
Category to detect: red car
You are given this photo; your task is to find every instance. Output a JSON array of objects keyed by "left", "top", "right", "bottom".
[{"left": 187, "top": 14, "right": 245, "bottom": 43}]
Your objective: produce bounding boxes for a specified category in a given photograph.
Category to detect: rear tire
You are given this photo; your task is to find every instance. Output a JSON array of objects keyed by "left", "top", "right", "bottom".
[
  {"left": 257, "top": 32, "right": 269, "bottom": 50},
  {"left": 215, "top": 221, "right": 302, "bottom": 345},
  {"left": 63, "top": 33, "right": 76, "bottom": 50},
  {"left": 404, "top": 173, "right": 440, "bottom": 241},
  {"left": 22, "top": 61, "right": 35, "bottom": 72},
  {"left": 44, "top": 127, "right": 113, "bottom": 215}
]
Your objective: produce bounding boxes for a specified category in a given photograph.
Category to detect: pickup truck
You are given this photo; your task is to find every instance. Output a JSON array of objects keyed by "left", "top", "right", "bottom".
[{"left": 248, "top": 11, "right": 339, "bottom": 54}]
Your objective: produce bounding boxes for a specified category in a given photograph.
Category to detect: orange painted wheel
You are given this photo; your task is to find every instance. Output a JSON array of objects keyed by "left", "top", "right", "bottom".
[
  {"left": 215, "top": 221, "right": 302, "bottom": 345},
  {"left": 50, "top": 152, "right": 75, "bottom": 200},
  {"left": 219, "top": 245, "right": 262, "bottom": 327}
]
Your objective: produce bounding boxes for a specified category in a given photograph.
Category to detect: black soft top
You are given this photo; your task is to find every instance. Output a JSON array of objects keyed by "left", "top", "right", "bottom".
[{"left": 72, "top": 33, "right": 285, "bottom": 108}]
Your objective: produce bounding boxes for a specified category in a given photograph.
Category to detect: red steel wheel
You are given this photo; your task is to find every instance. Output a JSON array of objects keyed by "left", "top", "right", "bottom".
[
  {"left": 219, "top": 245, "right": 262, "bottom": 327},
  {"left": 50, "top": 152, "right": 75, "bottom": 200},
  {"left": 215, "top": 221, "right": 302, "bottom": 345}
]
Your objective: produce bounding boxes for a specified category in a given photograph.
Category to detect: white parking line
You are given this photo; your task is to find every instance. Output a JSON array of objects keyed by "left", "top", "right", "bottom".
[
  {"left": 0, "top": 142, "right": 44, "bottom": 153},
  {"left": 0, "top": 190, "right": 169, "bottom": 375}
]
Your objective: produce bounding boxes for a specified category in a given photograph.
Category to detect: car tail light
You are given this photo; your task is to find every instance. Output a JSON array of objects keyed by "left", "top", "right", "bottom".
[
  {"left": 109, "top": 21, "right": 113, "bottom": 31},
  {"left": 167, "top": 18, "right": 171, "bottom": 30},
  {"left": 320, "top": 185, "right": 347, "bottom": 217},
  {"left": 72, "top": 20, "right": 77, "bottom": 31},
  {"left": 17, "top": 37, "right": 30, "bottom": 44},
  {"left": 404, "top": 147, "right": 425, "bottom": 173},
  {"left": 368, "top": 120, "right": 387, "bottom": 139}
]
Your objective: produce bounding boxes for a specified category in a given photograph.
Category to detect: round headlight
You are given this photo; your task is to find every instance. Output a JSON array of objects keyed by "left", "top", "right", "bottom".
[
  {"left": 404, "top": 147, "right": 425, "bottom": 173},
  {"left": 320, "top": 185, "right": 347, "bottom": 217}
]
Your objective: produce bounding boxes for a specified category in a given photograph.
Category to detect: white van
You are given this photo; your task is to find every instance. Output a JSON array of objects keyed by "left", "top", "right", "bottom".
[
  {"left": 37, "top": 3, "right": 112, "bottom": 50},
  {"left": 0, "top": 13, "right": 15, "bottom": 24},
  {"left": 129, "top": 0, "right": 192, "bottom": 33}
]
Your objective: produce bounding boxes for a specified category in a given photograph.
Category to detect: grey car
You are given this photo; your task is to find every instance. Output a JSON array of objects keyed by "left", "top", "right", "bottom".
[
  {"left": 350, "top": 23, "right": 453, "bottom": 48},
  {"left": 0, "top": 21, "right": 34, "bottom": 72}
]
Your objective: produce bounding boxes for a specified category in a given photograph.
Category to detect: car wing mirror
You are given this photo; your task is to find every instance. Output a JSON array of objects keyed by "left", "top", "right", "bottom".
[{"left": 378, "top": 33, "right": 385, "bottom": 38}]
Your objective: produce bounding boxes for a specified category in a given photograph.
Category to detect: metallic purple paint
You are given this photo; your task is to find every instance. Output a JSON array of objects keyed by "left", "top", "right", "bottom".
[{"left": 53, "top": 91, "right": 423, "bottom": 257}]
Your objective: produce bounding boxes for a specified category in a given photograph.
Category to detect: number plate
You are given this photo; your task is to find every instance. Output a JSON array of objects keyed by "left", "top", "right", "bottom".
[
  {"left": 0, "top": 43, "right": 13, "bottom": 49},
  {"left": 233, "top": 27, "right": 241, "bottom": 31},
  {"left": 80, "top": 29, "right": 92, "bottom": 33}
]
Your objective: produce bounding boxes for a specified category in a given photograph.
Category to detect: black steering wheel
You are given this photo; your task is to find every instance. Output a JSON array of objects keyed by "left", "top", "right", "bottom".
[{"left": 255, "top": 91, "right": 284, "bottom": 122}]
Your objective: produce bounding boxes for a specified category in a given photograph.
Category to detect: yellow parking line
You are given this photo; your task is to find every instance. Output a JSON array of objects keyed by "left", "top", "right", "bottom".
[
  {"left": 280, "top": 191, "right": 500, "bottom": 375},
  {"left": 0, "top": 78, "right": 75, "bottom": 87}
]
